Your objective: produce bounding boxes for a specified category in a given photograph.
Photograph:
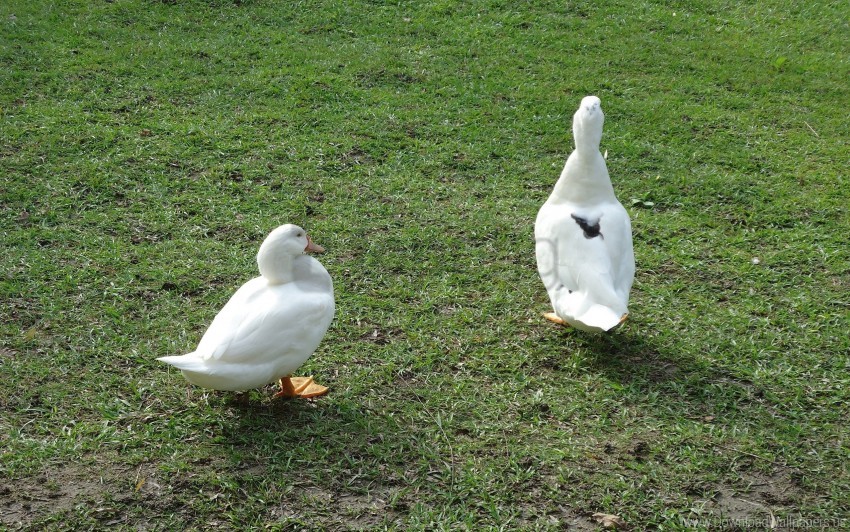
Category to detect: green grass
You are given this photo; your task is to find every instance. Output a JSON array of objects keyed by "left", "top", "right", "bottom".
[{"left": 1, "top": 0, "right": 848, "bottom": 528}]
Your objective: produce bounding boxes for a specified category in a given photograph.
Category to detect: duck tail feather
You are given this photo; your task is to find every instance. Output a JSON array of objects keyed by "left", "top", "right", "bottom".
[{"left": 157, "top": 352, "right": 207, "bottom": 372}]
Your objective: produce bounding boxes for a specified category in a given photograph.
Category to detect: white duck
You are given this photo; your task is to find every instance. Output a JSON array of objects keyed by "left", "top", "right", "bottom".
[
  {"left": 534, "top": 96, "right": 635, "bottom": 332},
  {"left": 158, "top": 224, "right": 335, "bottom": 398}
]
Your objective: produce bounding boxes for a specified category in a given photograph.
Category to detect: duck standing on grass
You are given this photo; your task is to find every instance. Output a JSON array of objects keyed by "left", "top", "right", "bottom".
[
  {"left": 158, "top": 224, "right": 335, "bottom": 399},
  {"left": 535, "top": 96, "right": 635, "bottom": 332}
]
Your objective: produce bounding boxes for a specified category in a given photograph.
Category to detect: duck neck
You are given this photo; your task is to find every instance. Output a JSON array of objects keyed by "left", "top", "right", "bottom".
[
  {"left": 257, "top": 251, "right": 296, "bottom": 285},
  {"left": 551, "top": 149, "right": 615, "bottom": 203}
]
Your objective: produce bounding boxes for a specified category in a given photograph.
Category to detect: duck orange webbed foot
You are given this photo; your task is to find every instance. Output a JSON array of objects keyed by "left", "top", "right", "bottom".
[
  {"left": 543, "top": 312, "right": 569, "bottom": 326},
  {"left": 273, "top": 376, "right": 329, "bottom": 399}
]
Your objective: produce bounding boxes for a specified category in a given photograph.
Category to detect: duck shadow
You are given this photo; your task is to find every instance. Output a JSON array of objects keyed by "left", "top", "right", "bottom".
[
  {"left": 211, "top": 392, "right": 409, "bottom": 477},
  {"left": 573, "top": 328, "right": 683, "bottom": 381},
  {"left": 545, "top": 325, "right": 764, "bottom": 419},
  {"left": 222, "top": 392, "right": 391, "bottom": 442}
]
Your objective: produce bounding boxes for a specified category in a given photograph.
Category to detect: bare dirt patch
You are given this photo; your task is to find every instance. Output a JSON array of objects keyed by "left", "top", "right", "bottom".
[
  {"left": 266, "top": 483, "right": 399, "bottom": 529},
  {"left": 693, "top": 468, "right": 801, "bottom": 523},
  {"left": 1, "top": 462, "right": 112, "bottom": 527},
  {"left": 0, "top": 460, "right": 179, "bottom": 528}
]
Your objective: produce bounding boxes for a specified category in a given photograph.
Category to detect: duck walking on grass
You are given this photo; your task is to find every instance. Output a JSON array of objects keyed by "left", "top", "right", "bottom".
[
  {"left": 158, "top": 224, "right": 335, "bottom": 399},
  {"left": 535, "top": 96, "right": 635, "bottom": 332}
]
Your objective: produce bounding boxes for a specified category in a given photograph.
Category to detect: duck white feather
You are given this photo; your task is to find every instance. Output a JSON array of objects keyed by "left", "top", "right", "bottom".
[
  {"left": 158, "top": 224, "right": 335, "bottom": 393},
  {"left": 535, "top": 96, "right": 635, "bottom": 332}
]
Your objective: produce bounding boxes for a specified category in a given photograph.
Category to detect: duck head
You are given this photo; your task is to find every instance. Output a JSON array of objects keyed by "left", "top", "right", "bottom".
[
  {"left": 257, "top": 224, "right": 324, "bottom": 284},
  {"left": 572, "top": 95, "right": 604, "bottom": 154}
]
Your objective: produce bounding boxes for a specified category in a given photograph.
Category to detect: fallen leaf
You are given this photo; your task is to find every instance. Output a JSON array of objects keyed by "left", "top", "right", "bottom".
[
  {"left": 593, "top": 512, "right": 626, "bottom": 528},
  {"left": 630, "top": 198, "right": 654, "bottom": 208},
  {"left": 135, "top": 477, "right": 146, "bottom": 492},
  {"left": 140, "top": 129, "right": 152, "bottom": 137},
  {"left": 23, "top": 327, "right": 37, "bottom": 341}
]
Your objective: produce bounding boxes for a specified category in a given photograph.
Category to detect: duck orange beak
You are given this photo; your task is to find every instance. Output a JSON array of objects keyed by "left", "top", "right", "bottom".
[{"left": 304, "top": 235, "right": 325, "bottom": 254}]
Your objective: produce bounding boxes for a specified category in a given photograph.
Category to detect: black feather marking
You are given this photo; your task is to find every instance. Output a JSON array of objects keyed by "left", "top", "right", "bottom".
[{"left": 571, "top": 214, "right": 603, "bottom": 239}]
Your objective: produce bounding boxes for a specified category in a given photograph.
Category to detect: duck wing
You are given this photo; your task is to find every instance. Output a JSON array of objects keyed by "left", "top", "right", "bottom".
[
  {"left": 536, "top": 200, "right": 634, "bottom": 319},
  {"left": 196, "top": 282, "right": 334, "bottom": 368}
]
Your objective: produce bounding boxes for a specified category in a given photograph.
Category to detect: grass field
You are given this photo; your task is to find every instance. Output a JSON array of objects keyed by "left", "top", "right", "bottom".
[{"left": 2, "top": 0, "right": 848, "bottom": 529}]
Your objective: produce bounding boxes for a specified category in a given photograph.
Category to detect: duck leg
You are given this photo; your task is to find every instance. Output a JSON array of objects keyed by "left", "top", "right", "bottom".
[
  {"left": 273, "top": 376, "right": 329, "bottom": 399},
  {"left": 543, "top": 312, "right": 569, "bottom": 326}
]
